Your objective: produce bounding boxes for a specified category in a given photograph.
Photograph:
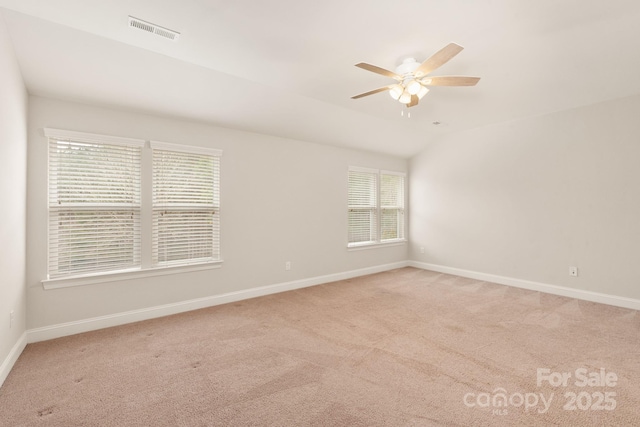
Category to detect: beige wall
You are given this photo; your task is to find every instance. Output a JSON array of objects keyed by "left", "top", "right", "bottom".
[
  {"left": 0, "top": 14, "right": 27, "bottom": 373},
  {"left": 26, "top": 96, "right": 408, "bottom": 330},
  {"left": 410, "top": 94, "right": 640, "bottom": 300}
]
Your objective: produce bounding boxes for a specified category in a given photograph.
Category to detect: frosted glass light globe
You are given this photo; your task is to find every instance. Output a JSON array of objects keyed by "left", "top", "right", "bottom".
[
  {"left": 389, "top": 84, "right": 403, "bottom": 100},
  {"left": 405, "top": 79, "right": 422, "bottom": 95}
]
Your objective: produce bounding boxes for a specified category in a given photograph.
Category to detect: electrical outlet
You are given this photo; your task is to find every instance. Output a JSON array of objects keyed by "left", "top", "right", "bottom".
[
  {"left": 420, "top": 247, "right": 425, "bottom": 254},
  {"left": 10, "top": 310, "right": 14, "bottom": 328},
  {"left": 569, "top": 266, "right": 578, "bottom": 277},
  {"left": 285, "top": 261, "right": 291, "bottom": 271}
]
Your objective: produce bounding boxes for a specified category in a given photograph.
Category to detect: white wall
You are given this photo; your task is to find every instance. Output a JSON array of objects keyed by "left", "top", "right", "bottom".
[
  {"left": 0, "top": 14, "right": 27, "bottom": 382},
  {"left": 26, "top": 96, "right": 408, "bottom": 330},
  {"left": 410, "top": 94, "right": 640, "bottom": 300}
]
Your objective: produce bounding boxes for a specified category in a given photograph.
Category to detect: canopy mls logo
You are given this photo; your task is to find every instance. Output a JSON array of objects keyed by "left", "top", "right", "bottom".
[
  {"left": 463, "top": 367, "right": 618, "bottom": 416},
  {"left": 463, "top": 388, "right": 553, "bottom": 416}
]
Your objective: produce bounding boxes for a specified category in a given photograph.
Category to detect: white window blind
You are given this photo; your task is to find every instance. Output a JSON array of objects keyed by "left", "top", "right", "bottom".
[
  {"left": 380, "top": 172, "right": 405, "bottom": 241},
  {"left": 47, "top": 130, "right": 143, "bottom": 278},
  {"left": 348, "top": 167, "right": 405, "bottom": 247},
  {"left": 152, "top": 142, "right": 221, "bottom": 267},
  {"left": 348, "top": 168, "right": 378, "bottom": 245}
]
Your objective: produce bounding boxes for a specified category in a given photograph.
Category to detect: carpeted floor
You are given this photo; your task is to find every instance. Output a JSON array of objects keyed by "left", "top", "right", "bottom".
[{"left": 1, "top": 267, "right": 639, "bottom": 426}]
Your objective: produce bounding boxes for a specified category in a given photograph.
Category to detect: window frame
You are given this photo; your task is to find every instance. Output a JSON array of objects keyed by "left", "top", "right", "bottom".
[
  {"left": 150, "top": 141, "right": 222, "bottom": 268},
  {"left": 42, "top": 129, "right": 223, "bottom": 290},
  {"left": 379, "top": 170, "right": 406, "bottom": 243},
  {"left": 347, "top": 166, "right": 406, "bottom": 249}
]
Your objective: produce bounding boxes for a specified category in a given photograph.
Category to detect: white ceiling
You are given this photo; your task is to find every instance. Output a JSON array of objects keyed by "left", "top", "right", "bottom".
[{"left": 2, "top": 0, "right": 640, "bottom": 157}]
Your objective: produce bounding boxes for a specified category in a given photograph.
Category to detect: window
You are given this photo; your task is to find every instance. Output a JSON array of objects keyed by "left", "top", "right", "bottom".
[
  {"left": 45, "top": 128, "right": 222, "bottom": 284},
  {"left": 151, "top": 142, "right": 221, "bottom": 267},
  {"left": 348, "top": 167, "right": 405, "bottom": 247},
  {"left": 47, "top": 129, "right": 143, "bottom": 278},
  {"left": 380, "top": 173, "right": 405, "bottom": 241},
  {"left": 348, "top": 167, "right": 378, "bottom": 245}
]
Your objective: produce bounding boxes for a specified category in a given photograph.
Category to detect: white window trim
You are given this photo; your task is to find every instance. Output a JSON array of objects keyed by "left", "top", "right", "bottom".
[
  {"left": 349, "top": 165, "right": 379, "bottom": 174},
  {"left": 41, "top": 261, "right": 223, "bottom": 290},
  {"left": 44, "top": 128, "right": 145, "bottom": 147},
  {"left": 151, "top": 141, "right": 222, "bottom": 267},
  {"left": 42, "top": 129, "right": 224, "bottom": 289},
  {"left": 380, "top": 169, "right": 406, "bottom": 178},
  {"left": 347, "top": 166, "right": 407, "bottom": 249},
  {"left": 347, "top": 241, "right": 406, "bottom": 251},
  {"left": 150, "top": 140, "right": 223, "bottom": 157},
  {"left": 379, "top": 169, "right": 406, "bottom": 245}
]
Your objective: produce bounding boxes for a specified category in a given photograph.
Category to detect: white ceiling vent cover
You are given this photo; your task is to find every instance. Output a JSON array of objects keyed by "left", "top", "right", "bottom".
[{"left": 128, "top": 16, "right": 180, "bottom": 41}]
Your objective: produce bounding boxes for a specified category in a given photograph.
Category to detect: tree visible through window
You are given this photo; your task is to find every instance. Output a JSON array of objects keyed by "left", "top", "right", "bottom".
[
  {"left": 45, "top": 128, "right": 222, "bottom": 282},
  {"left": 152, "top": 145, "right": 221, "bottom": 266},
  {"left": 380, "top": 173, "right": 405, "bottom": 240},
  {"left": 47, "top": 132, "right": 143, "bottom": 278}
]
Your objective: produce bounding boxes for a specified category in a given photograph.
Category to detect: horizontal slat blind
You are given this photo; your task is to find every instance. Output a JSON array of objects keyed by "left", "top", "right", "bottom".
[
  {"left": 380, "top": 173, "right": 405, "bottom": 241},
  {"left": 48, "top": 138, "right": 141, "bottom": 278},
  {"left": 348, "top": 169, "right": 377, "bottom": 245},
  {"left": 152, "top": 148, "right": 220, "bottom": 266}
]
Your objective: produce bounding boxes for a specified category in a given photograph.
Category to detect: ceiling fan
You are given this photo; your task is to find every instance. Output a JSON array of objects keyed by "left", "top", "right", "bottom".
[{"left": 351, "top": 42, "right": 480, "bottom": 108}]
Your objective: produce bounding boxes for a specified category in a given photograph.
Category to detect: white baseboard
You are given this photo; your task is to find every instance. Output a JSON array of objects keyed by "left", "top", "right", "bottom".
[
  {"left": 0, "top": 332, "right": 27, "bottom": 388},
  {"left": 27, "top": 261, "right": 409, "bottom": 344},
  {"left": 409, "top": 261, "right": 640, "bottom": 311}
]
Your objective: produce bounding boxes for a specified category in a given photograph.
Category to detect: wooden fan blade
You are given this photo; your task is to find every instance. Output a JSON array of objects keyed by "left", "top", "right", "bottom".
[
  {"left": 407, "top": 94, "right": 419, "bottom": 107},
  {"left": 421, "top": 76, "right": 480, "bottom": 86},
  {"left": 415, "top": 43, "right": 464, "bottom": 77},
  {"left": 355, "top": 63, "right": 402, "bottom": 80},
  {"left": 351, "top": 86, "right": 392, "bottom": 99}
]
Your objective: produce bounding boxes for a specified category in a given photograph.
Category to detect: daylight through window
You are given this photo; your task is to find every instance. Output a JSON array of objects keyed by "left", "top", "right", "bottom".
[
  {"left": 46, "top": 129, "right": 222, "bottom": 282},
  {"left": 348, "top": 167, "right": 405, "bottom": 247}
]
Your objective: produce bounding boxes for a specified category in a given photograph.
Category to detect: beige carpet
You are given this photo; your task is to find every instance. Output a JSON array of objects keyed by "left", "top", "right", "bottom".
[{"left": 1, "top": 267, "right": 639, "bottom": 426}]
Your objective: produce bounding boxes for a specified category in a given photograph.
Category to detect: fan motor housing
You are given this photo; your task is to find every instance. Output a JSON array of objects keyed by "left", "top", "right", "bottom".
[{"left": 395, "top": 58, "right": 420, "bottom": 76}]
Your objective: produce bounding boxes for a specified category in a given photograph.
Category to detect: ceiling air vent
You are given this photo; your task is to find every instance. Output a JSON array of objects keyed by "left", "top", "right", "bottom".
[{"left": 128, "top": 16, "right": 180, "bottom": 41}]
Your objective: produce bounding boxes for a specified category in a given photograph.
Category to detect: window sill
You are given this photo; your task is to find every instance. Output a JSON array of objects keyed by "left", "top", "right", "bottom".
[
  {"left": 41, "top": 260, "right": 223, "bottom": 290},
  {"left": 347, "top": 239, "right": 407, "bottom": 251}
]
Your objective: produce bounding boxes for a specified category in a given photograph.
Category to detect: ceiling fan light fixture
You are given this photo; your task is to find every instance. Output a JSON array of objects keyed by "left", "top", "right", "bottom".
[
  {"left": 405, "top": 79, "right": 422, "bottom": 95},
  {"left": 399, "top": 91, "right": 412, "bottom": 104},
  {"left": 351, "top": 42, "right": 480, "bottom": 109},
  {"left": 389, "top": 84, "right": 404, "bottom": 100},
  {"left": 417, "top": 85, "right": 429, "bottom": 99}
]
